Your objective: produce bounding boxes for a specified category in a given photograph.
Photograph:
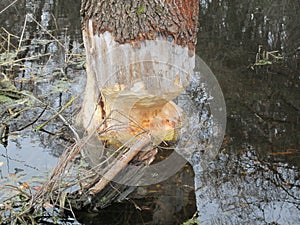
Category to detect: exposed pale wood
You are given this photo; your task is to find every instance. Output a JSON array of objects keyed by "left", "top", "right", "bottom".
[{"left": 76, "top": 26, "right": 195, "bottom": 135}]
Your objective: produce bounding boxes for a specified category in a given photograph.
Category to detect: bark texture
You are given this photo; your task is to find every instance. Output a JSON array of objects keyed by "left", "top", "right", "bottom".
[{"left": 81, "top": 0, "right": 199, "bottom": 55}]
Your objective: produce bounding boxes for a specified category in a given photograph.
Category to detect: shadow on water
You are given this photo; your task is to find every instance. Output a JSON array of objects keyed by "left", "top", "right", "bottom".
[{"left": 0, "top": 0, "right": 299, "bottom": 224}]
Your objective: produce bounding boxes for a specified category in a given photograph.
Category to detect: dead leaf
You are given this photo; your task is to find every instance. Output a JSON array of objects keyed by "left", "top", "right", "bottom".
[
  {"left": 22, "top": 182, "right": 30, "bottom": 189},
  {"left": 33, "top": 186, "right": 41, "bottom": 191}
]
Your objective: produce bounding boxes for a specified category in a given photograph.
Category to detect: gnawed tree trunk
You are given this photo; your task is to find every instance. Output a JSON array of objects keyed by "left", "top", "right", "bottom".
[
  {"left": 74, "top": 0, "right": 199, "bottom": 207},
  {"left": 78, "top": 0, "right": 199, "bottom": 134}
]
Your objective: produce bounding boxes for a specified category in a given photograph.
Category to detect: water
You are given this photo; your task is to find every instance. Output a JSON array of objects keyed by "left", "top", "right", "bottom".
[
  {"left": 0, "top": 0, "right": 85, "bottom": 203},
  {"left": 194, "top": 1, "right": 300, "bottom": 224},
  {"left": 0, "top": 0, "right": 299, "bottom": 224}
]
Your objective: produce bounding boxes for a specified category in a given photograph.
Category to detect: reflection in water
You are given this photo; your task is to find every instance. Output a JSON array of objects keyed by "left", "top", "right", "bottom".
[
  {"left": 197, "top": 0, "right": 300, "bottom": 164},
  {"left": 0, "top": 133, "right": 58, "bottom": 200},
  {"left": 74, "top": 164, "right": 196, "bottom": 225},
  {"left": 194, "top": 0, "right": 300, "bottom": 224},
  {"left": 195, "top": 147, "right": 300, "bottom": 224},
  {"left": 0, "top": 0, "right": 299, "bottom": 224},
  {"left": 0, "top": 0, "right": 85, "bottom": 202}
]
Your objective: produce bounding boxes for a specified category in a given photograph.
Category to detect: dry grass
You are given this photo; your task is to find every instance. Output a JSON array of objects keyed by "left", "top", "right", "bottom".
[{"left": 0, "top": 8, "right": 86, "bottom": 224}]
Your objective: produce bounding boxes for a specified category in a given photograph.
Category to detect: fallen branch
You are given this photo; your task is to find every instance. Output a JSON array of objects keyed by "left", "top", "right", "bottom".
[{"left": 89, "top": 132, "right": 152, "bottom": 194}]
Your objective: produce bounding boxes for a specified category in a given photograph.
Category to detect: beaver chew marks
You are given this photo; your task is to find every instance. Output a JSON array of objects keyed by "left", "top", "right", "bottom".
[{"left": 99, "top": 83, "right": 183, "bottom": 147}]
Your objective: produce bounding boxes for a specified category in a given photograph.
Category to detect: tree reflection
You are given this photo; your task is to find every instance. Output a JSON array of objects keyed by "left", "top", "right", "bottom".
[
  {"left": 195, "top": 147, "right": 300, "bottom": 224},
  {"left": 194, "top": 1, "right": 299, "bottom": 224},
  {"left": 196, "top": 0, "right": 299, "bottom": 160}
]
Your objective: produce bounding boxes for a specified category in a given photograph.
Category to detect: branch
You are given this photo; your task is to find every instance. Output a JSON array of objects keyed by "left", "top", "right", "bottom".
[
  {"left": 89, "top": 132, "right": 152, "bottom": 194},
  {"left": 34, "top": 96, "right": 75, "bottom": 131}
]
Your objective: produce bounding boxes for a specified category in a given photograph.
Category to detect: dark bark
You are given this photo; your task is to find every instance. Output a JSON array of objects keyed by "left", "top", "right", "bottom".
[{"left": 81, "top": 0, "right": 199, "bottom": 55}]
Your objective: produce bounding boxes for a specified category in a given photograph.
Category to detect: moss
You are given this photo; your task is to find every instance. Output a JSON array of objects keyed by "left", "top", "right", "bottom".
[{"left": 136, "top": 5, "right": 145, "bottom": 15}]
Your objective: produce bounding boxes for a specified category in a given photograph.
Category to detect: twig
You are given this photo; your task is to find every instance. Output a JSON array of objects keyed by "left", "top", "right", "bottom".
[
  {"left": 4, "top": 106, "right": 32, "bottom": 124},
  {"left": 57, "top": 113, "right": 80, "bottom": 142},
  {"left": 0, "top": 32, "right": 17, "bottom": 50},
  {"left": 27, "top": 14, "right": 65, "bottom": 49},
  {"left": 0, "top": 0, "right": 19, "bottom": 15},
  {"left": 33, "top": 143, "right": 80, "bottom": 201},
  {"left": 34, "top": 96, "right": 75, "bottom": 131},
  {"left": 18, "top": 14, "right": 28, "bottom": 52},
  {"left": 15, "top": 106, "right": 48, "bottom": 132},
  {"left": 0, "top": 53, "right": 51, "bottom": 66}
]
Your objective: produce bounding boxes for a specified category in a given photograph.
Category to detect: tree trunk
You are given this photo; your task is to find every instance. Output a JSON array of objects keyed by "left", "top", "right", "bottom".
[
  {"left": 75, "top": 0, "right": 199, "bottom": 208},
  {"left": 77, "top": 0, "right": 199, "bottom": 134}
]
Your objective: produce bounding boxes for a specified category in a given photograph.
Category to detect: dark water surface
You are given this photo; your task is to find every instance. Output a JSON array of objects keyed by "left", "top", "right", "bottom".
[
  {"left": 0, "top": 0, "right": 299, "bottom": 224},
  {"left": 195, "top": 1, "right": 300, "bottom": 224}
]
